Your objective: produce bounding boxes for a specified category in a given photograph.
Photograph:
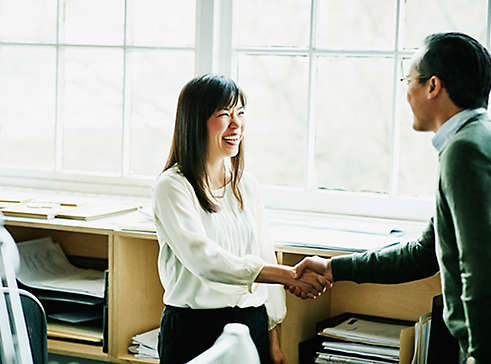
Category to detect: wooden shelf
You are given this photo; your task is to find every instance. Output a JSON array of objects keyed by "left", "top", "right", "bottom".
[
  {"left": 47, "top": 339, "right": 109, "bottom": 361},
  {"left": 118, "top": 354, "right": 158, "bottom": 364}
]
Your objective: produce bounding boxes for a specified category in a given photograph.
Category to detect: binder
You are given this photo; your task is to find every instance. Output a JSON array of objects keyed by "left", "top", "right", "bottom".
[
  {"left": 102, "top": 270, "right": 109, "bottom": 353},
  {"left": 426, "top": 295, "right": 459, "bottom": 364}
]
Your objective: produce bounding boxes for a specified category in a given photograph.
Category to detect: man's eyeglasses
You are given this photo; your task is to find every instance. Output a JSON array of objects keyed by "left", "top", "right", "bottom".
[{"left": 400, "top": 75, "right": 413, "bottom": 86}]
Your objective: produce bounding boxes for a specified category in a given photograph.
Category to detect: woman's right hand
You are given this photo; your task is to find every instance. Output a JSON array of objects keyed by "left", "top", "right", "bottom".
[
  {"left": 289, "top": 269, "right": 328, "bottom": 299},
  {"left": 255, "top": 264, "right": 327, "bottom": 298}
]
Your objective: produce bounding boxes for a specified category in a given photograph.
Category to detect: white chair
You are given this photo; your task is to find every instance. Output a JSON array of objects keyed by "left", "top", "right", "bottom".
[
  {"left": 186, "top": 323, "right": 260, "bottom": 364},
  {"left": 0, "top": 213, "right": 36, "bottom": 364}
]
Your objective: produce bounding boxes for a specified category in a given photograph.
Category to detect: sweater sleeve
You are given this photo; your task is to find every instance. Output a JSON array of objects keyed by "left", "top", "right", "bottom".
[
  {"left": 331, "top": 219, "right": 439, "bottom": 284},
  {"left": 443, "top": 138, "right": 491, "bottom": 362},
  {"left": 253, "top": 178, "right": 287, "bottom": 330},
  {"left": 152, "top": 174, "right": 264, "bottom": 288}
]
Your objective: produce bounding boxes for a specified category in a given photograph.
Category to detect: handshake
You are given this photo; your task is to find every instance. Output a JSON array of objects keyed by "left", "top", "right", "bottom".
[{"left": 286, "top": 256, "right": 334, "bottom": 300}]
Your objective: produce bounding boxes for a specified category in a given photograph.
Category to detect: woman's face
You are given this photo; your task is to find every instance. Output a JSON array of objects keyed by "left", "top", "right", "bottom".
[{"left": 206, "top": 100, "right": 245, "bottom": 163}]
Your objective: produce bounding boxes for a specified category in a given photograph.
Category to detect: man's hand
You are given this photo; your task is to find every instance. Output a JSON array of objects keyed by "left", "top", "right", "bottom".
[
  {"left": 291, "top": 269, "right": 328, "bottom": 299},
  {"left": 294, "top": 256, "right": 332, "bottom": 280},
  {"left": 286, "top": 256, "right": 333, "bottom": 299}
]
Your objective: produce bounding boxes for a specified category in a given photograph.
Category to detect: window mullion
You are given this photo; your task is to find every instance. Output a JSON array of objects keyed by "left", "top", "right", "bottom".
[
  {"left": 388, "top": 0, "right": 404, "bottom": 196},
  {"left": 306, "top": 0, "right": 318, "bottom": 191},
  {"left": 214, "top": 0, "right": 233, "bottom": 77},
  {"left": 121, "top": 0, "right": 129, "bottom": 177},
  {"left": 195, "top": 0, "right": 215, "bottom": 75},
  {"left": 55, "top": 0, "right": 63, "bottom": 172}
]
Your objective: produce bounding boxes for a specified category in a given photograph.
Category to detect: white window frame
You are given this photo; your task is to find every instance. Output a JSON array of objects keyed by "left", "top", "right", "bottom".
[
  {"left": 216, "top": 0, "right": 491, "bottom": 221},
  {"left": 1, "top": 0, "right": 491, "bottom": 222}
]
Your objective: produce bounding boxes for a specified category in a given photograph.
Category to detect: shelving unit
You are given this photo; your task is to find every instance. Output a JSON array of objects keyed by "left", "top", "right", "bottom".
[{"left": 4, "top": 215, "right": 441, "bottom": 364}]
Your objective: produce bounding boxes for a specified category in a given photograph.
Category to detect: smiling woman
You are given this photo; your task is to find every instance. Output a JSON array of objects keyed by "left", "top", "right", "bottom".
[{"left": 152, "top": 74, "right": 328, "bottom": 364}]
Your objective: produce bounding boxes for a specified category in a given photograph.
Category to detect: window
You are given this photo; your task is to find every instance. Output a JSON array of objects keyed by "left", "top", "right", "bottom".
[
  {"left": 231, "top": 0, "right": 490, "bottom": 219},
  {"left": 0, "top": 0, "right": 195, "bottom": 182},
  {"left": 0, "top": 0, "right": 489, "bottom": 220}
]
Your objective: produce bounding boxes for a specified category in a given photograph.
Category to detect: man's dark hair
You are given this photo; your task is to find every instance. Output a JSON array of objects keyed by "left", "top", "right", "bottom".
[{"left": 415, "top": 32, "right": 491, "bottom": 109}]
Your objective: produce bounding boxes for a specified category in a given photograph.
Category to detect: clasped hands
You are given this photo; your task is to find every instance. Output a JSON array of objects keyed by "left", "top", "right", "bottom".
[{"left": 287, "top": 256, "right": 333, "bottom": 299}]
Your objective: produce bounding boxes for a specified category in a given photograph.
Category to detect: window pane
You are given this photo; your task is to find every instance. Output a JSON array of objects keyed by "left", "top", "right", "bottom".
[
  {"left": 126, "top": 49, "right": 194, "bottom": 177},
  {"left": 237, "top": 54, "right": 308, "bottom": 186},
  {"left": 316, "top": 0, "right": 395, "bottom": 50},
  {"left": 0, "top": 0, "right": 57, "bottom": 43},
  {"left": 314, "top": 57, "right": 393, "bottom": 192},
  {"left": 0, "top": 46, "right": 56, "bottom": 169},
  {"left": 398, "top": 84, "right": 438, "bottom": 198},
  {"left": 61, "top": 47, "right": 123, "bottom": 173},
  {"left": 234, "top": 0, "right": 310, "bottom": 48},
  {"left": 61, "top": 0, "right": 124, "bottom": 45},
  {"left": 127, "top": 0, "right": 195, "bottom": 47},
  {"left": 403, "top": 0, "right": 487, "bottom": 49}
]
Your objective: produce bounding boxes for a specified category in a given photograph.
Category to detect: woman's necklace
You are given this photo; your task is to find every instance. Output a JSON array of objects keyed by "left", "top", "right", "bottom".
[{"left": 212, "top": 165, "right": 227, "bottom": 199}]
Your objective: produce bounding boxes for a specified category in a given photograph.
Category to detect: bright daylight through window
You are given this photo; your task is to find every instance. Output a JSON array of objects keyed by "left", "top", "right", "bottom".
[{"left": 0, "top": 0, "right": 489, "bottom": 220}]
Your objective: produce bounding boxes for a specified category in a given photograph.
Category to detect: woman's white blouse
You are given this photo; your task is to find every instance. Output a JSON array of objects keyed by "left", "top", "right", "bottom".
[{"left": 152, "top": 165, "right": 286, "bottom": 329}]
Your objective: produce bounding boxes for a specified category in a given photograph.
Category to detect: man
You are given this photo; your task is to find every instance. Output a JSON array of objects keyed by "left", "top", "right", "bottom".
[{"left": 293, "top": 33, "right": 491, "bottom": 364}]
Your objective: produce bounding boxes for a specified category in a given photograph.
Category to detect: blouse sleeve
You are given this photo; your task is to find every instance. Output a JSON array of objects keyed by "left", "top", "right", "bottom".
[
  {"left": 253, "top": 179, "right": 287, "bottom": 330},
  {"left": 152, "top": 174, "right": 265, "bottom": 290}
]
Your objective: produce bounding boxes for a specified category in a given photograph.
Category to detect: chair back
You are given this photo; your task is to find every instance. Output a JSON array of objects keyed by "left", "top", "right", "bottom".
[
  {"left": 1, "top": 215, "right": 46, "bottom": 364},
  {"left": 0, "top": 289, "right": 48, "bottom": 364},
  {"left": 186, "top": 323, "right": 260, "bottom": 364}
]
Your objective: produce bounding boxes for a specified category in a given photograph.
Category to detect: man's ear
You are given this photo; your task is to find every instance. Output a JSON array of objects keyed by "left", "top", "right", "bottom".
[{"left": 427, "top": 75, "right": 443, "bottom": 99}]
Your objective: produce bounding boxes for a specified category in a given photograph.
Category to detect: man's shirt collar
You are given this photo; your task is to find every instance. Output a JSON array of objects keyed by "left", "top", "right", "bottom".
[{"left": 432, "top": 108, "right": 487, "bottom": 153}]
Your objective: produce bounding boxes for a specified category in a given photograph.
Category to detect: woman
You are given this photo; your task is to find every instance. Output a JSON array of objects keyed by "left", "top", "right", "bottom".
[{"left": 153, "top": 74, "right": 325, "bottom": 364}]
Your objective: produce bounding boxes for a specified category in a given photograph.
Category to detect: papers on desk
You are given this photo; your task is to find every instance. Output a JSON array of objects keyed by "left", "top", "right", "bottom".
[
  {"left": 119, "top": 208, "right": 156, "bottom": 233},
  {"left": 321, "top": 317, "right": 411, "bottom": 348},
  {"left": 0, "top": 190, "right": 141, "bottom": 221},
  {"left": 270, "top": 224, "right": 407, "bottom": 252},
  {"left": 129, "top": 328, "right": 159, "bottom": 360},
  {"left": 16, "top": 237, "right": 104, "bottom": 298}
]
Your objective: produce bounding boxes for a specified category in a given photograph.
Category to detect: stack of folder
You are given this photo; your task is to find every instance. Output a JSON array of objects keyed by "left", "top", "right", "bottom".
[
  {"left": 128, "top": 328, "right": 159, "bottom": 360},
  {"left": 15, "top": 237, "right": 109, "bottom": 350},
  {"left": 411, "top": 313, "right": 432, "bottom": 364},
  {"left": 300, "top": 313, "right": 414, "bottom": 364},
  {"left": 411, "top": 295, "right": 460, "bottom": 364}
]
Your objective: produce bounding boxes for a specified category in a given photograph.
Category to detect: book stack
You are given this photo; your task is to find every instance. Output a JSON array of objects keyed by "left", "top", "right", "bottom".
[{"left": 300, "top": 314, "right": 415, "bottom": 364}]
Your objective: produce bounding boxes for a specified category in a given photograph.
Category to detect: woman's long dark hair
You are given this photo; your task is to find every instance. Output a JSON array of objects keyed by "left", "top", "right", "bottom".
[{"left": 163, "top": 74, "right": 246, "bottom": 213}]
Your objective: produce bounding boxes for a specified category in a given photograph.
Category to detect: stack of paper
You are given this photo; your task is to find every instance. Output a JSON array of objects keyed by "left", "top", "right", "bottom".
[
  {"left": 314, "top": 315, "right": 413, "bottom": 364},
  {"left": 1, "top": 197, "right": 140, "bottom": 221},
  {"left": 321, "top": 317, "right": 410, "bottom": 348},
  {"left": 16, "top": 237, "right": 107, "bottom": 346},
  {"left": 316, "top": 341, "right": 399, "bottom": 363},
  {"left": 128, "top": 328, "right": 159, "bottom": 360},
  {"left": 119, "top": 208, "right": 156, "bottom": 233},
  {"left": 16, "top": 237, "right": 105, "bottom": 298}
]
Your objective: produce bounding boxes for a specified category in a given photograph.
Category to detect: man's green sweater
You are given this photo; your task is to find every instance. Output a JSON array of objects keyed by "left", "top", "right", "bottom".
[{"left": 332, "top": 114, "right": 491, "bottom": 363}]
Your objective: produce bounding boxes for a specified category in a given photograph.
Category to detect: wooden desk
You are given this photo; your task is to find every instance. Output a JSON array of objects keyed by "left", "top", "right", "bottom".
[
  {"left": 277, "top": 251, "right": 441, "bottom": 364},
  {"left": 4, "top": 216, "right": 441, "bottom": 364}
]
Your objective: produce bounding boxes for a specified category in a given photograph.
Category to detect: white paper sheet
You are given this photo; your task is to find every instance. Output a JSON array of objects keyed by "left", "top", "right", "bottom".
[
  {"left": 16, "top": 237, "right": 104, "bottom": 298},
  {"left": 321, "top": 317, "right": 411, "bottom": 348}
]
